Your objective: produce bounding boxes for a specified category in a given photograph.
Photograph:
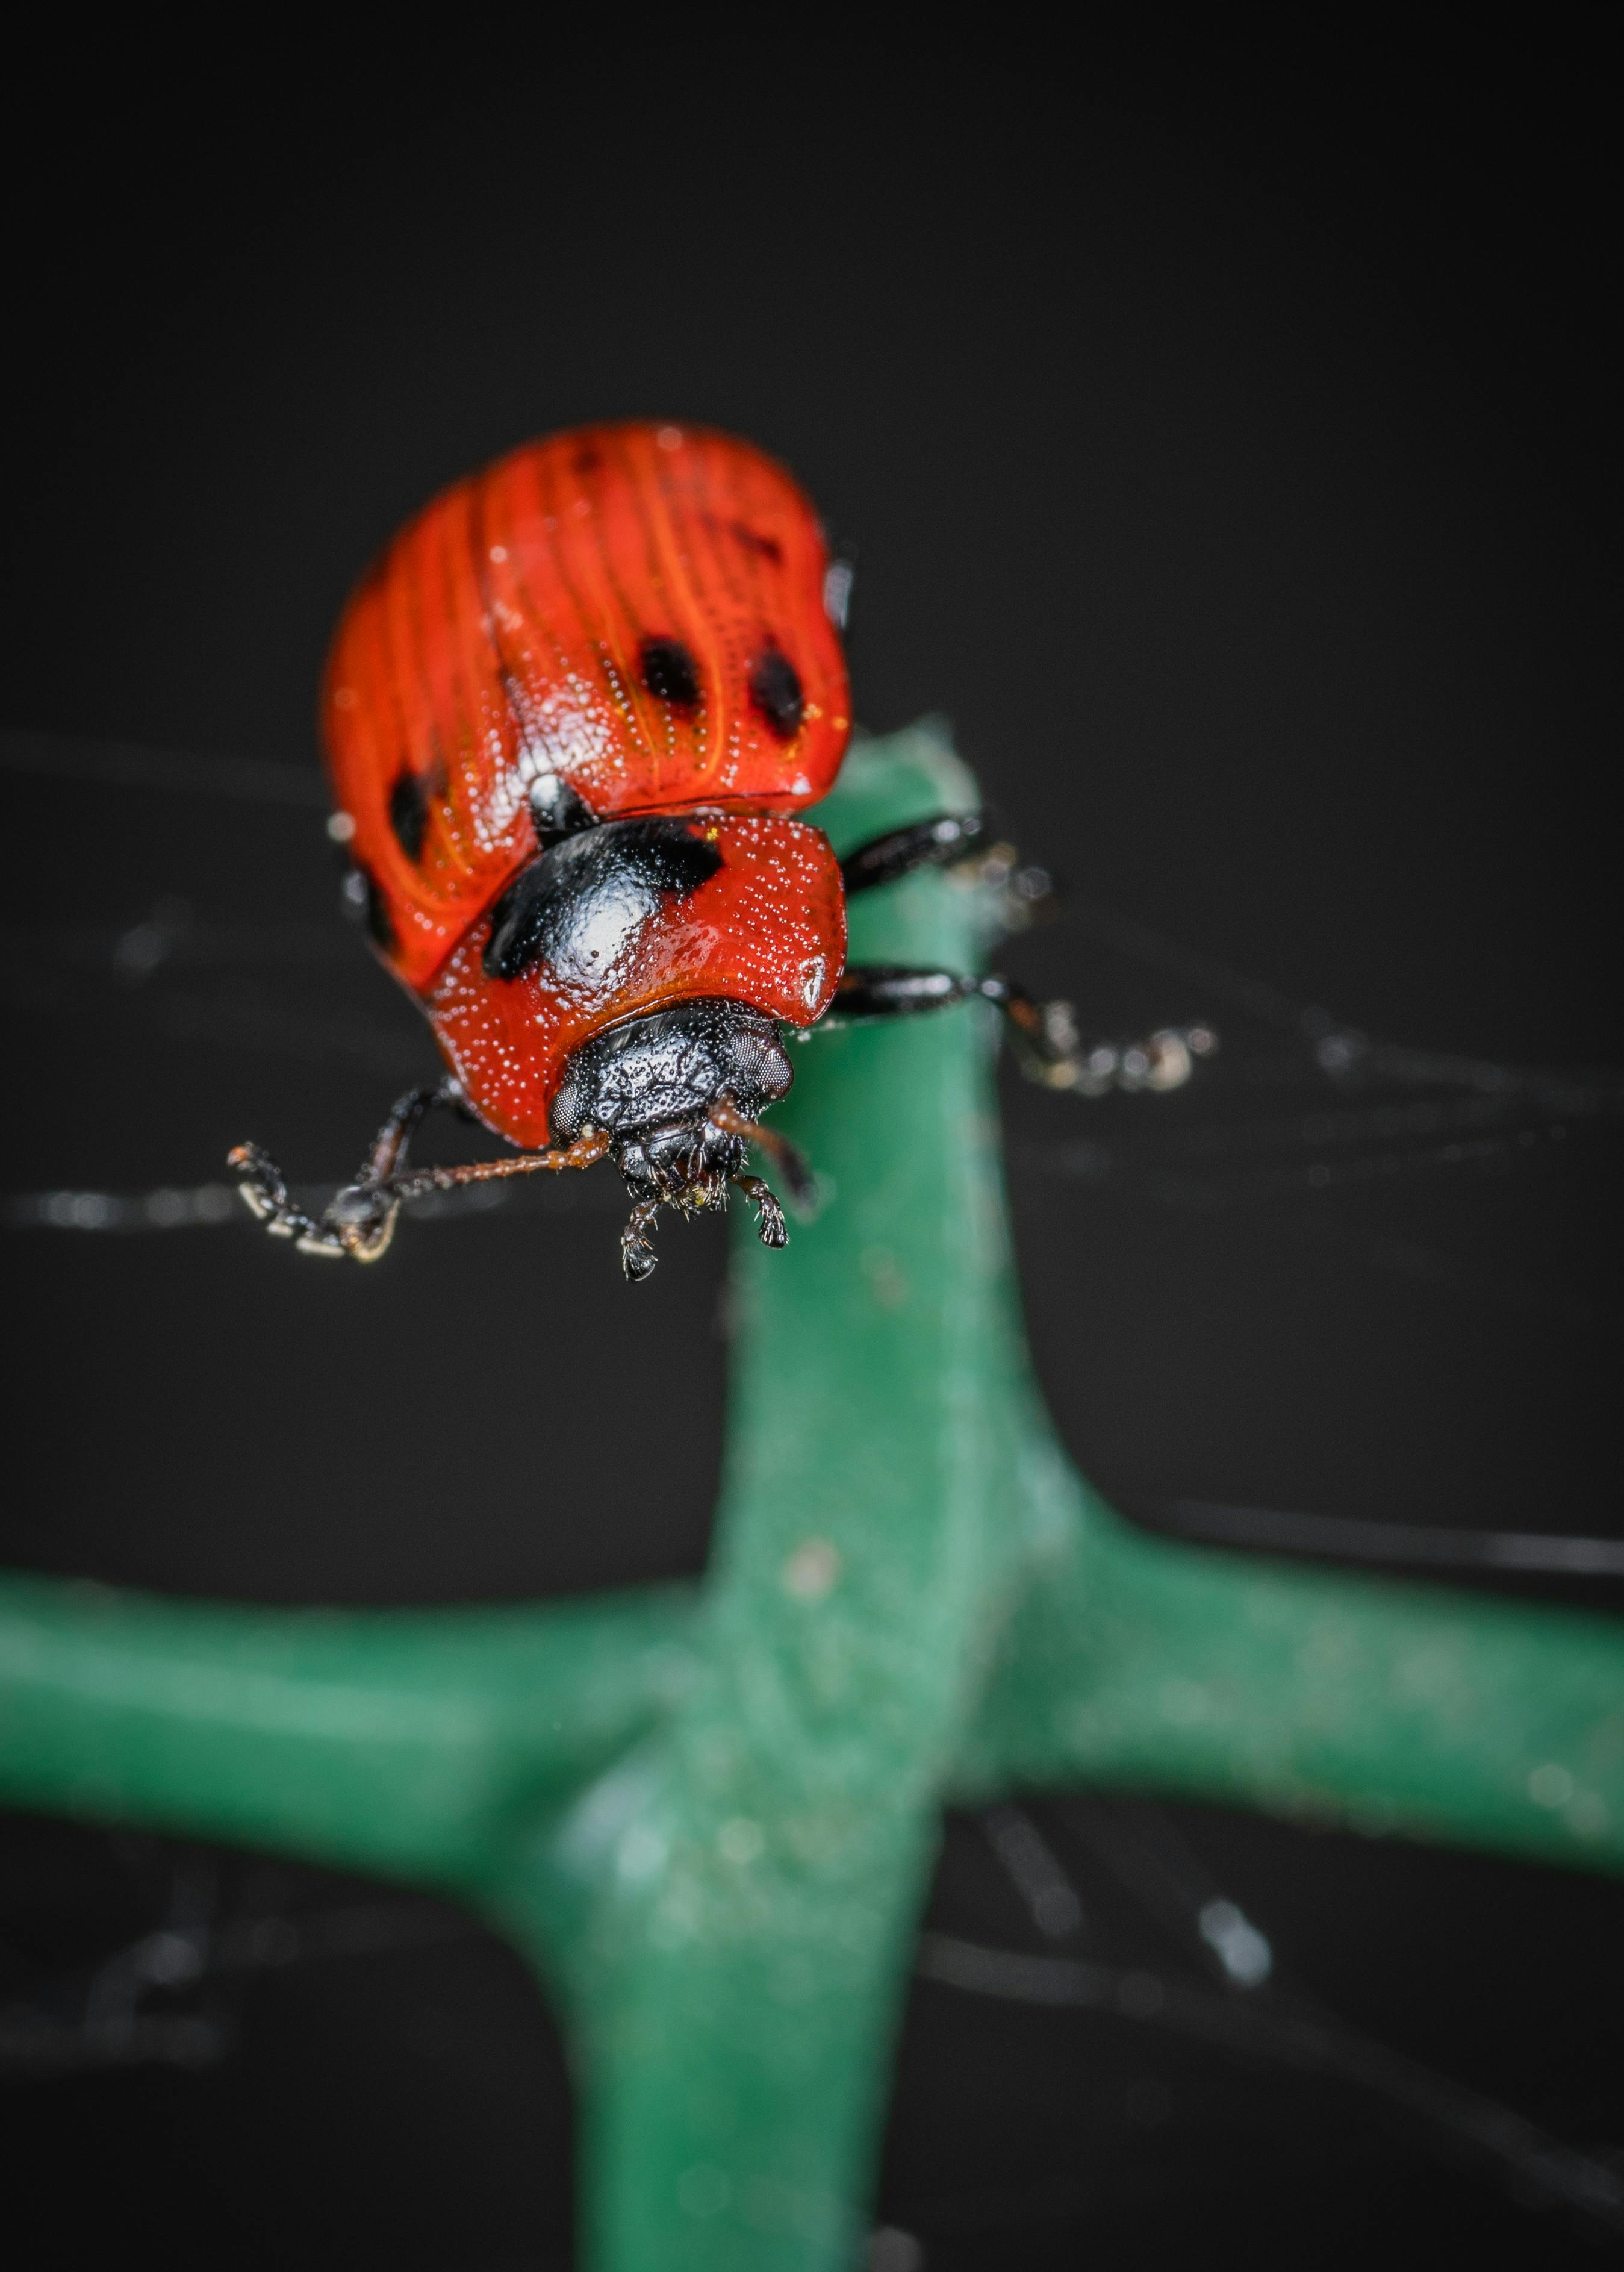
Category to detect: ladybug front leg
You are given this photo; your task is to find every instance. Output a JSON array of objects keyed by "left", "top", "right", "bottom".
[
  {"left": 357, "top": 1080, "right": 468, "bottom": 1186},
  {"left": 230, "top": 1084, "right": 611, "bottom": 1263},
  {"left": 620, "top": 1197, "right": 663, "bottom": 1283},
  {"left": 729, "top": 1172, "right": 789, "bottom": 1251},
  {"left": 226, "top": 1142, "right": 347, "bottom": 1256},
  {"left": 229, "top": 1081, "right": 459, "bottom": 1260}
]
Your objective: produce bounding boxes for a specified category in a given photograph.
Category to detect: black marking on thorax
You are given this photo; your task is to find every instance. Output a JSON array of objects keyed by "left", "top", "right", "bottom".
[{"left": 483, "top": 818, "right": 724, "bottom": 984}]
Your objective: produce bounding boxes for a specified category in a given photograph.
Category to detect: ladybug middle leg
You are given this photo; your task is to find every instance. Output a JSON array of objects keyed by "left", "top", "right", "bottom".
[
  {"left": 836, "top": 810, "right": 1074, "bottom": 1078},
  {"left": 837, "top": 810, "right": 991, "bottom": 894},
  {"left": 833, "top": 964, "right": 1215, "bottom": 1094},
  {"left": 833, "top": 811, "right": 1216, "bottom": 1093},
  {"left": 833, "top": 964, "right": 1083, "bottom": 1086}
]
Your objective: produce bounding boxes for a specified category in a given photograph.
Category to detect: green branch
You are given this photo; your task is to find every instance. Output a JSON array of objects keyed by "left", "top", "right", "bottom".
[
  {"left": 0, "top": 1574, "right": 697, "bottom": 1888},
  {"left": 956, "top": 1476, "right": 1624, "bottom": 1872}
]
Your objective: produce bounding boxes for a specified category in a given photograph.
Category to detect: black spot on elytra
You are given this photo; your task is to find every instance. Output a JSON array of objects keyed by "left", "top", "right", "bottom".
[
  {"left": 341, "top": 862, "right": 396, "bottom": 953},
  {"left": 573, "top": 446, "right": 603, "bottom": 475},
  {"left": 731, "top": 522, "right": 783, "bottom": 564},
  {"left": 388, "top": 771, "right": 429, "bottom": 861},
  {"left": 484, "top": 819, "right": 724, "bottom": 984},
  {"left": 640, "top": 636, "right": 702, "bottom": 710},
  {"left": 749, "top": 649, "right": 803, "bottom": 739}
]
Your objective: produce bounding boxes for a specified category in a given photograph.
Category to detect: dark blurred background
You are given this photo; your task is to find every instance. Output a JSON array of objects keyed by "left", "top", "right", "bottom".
[{"left": 1, "top": 20, "right": 1619, "bottom": 2268}]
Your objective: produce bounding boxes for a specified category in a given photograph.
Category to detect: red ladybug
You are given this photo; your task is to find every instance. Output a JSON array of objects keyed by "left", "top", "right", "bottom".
[{"left": 232, "top": 420, "right": 1197, "bottom": 1278}]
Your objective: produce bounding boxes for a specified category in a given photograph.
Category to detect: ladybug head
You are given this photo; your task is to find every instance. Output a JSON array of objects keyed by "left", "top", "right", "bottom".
[{"left": 549, "top": 1000, "right": 802, "bottom": 1279}]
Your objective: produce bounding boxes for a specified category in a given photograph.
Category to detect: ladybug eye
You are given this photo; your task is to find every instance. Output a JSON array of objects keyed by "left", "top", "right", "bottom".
[
  {"left": 640, "top": 636, "right": 702, "bottom": 710},
  {"left": 749, "top": 649, "right": 803, "bottom": 740},
  {"left": 388, "top": 770, "right": 429, "bottom": 861}
]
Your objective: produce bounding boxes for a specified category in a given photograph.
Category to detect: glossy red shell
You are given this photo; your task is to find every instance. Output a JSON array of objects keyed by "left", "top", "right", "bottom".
[
  {"left": 428, "top": 816, "right": 844, "bottom": 1150},
  {"left": 323, "top": 421, "right": 853, "bottom": 995}
]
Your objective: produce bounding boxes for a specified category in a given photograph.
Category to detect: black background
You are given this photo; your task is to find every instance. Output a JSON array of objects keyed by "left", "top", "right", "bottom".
[{"left": 2, "top": 20, "right": 1619, "bottom": 2268}]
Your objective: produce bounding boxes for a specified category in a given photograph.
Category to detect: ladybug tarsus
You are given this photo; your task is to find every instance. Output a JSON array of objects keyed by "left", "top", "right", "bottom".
[
  {"left": 228, "top": 1141, "right": 402, "bottom": 1262},
  {"left": 621, "top": 1199, "right": 662, "bottom": 1282},
  {"left": 732, "top": 1171, "right": 789, "bottom": 1250},
  {"left": 617, "top": 1161, "right": 789, "bottom": 1285},
  {"left": 228, "top": 1141, "right": 352, "bottom": 1259}
]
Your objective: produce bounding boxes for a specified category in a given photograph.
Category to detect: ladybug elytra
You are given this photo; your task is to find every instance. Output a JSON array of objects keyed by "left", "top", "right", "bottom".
[{"left": 232, "top": 420, "right": 1204, "bottom": 1278}]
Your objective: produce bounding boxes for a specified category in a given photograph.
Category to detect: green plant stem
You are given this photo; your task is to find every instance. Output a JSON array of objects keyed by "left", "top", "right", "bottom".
[
  {"left": 0, "top": 1576, "right": 697, "bottom": 1890},
  {"left": 955, "top": 1477, "right": 1624, "bottom": 1871}
]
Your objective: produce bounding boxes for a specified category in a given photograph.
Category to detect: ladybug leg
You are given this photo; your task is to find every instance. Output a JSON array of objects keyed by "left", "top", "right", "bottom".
[
  {"left": 621, "top": 1197, "right": 663, "bottom": 1283},
  {"left": 229, "top": 1081, "right": 463, "bottom": 1261},
  {"left": 838, "top": 811, "right": 987, "bottom": 894},
  {"left": 334, "top": 1128, "right": 611, "bottom": 1262},
  {"left": 832, "top": 964, "right": 1083, "bottom": 1085},
  {"left": 226, "top": 1142, "right": 346, "bottom": 1256},
  {"left": 833, "top": 965, "right": 1215, "bottom": 1094},
  {"left": 230, "top": 1093, "right": 608, "bottom": 1264},
  {"left": 841, "top": 814, "right": 1059, "bottom": 932},
  {"left": 357, "top": 1080, "right": 467, "bottom": 1185},
  {"left": 730, "top": 1172, "right": 789, "bottom": 1250},
  {"left": 322, "top": 1078, "right": 482, "bottom": 1259}
]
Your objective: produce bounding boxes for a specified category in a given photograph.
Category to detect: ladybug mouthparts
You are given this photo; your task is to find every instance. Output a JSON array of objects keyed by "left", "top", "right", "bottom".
[{"left": 548, "top": 999, "right": 805, "bottom": 1280}]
